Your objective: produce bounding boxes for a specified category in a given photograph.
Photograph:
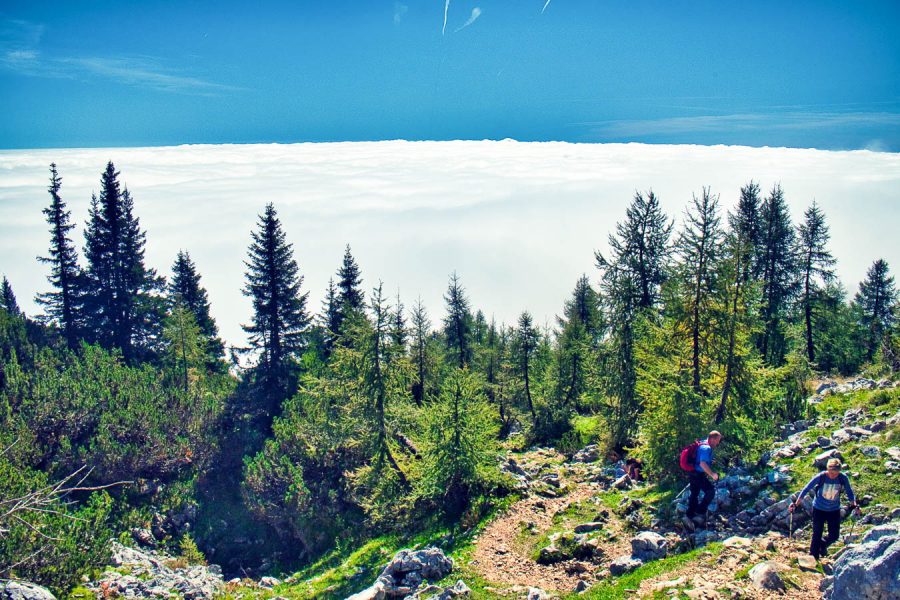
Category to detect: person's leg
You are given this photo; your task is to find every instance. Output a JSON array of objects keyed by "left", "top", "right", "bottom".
[
  {"left": 697, "top": 475, "right": 715, "bottom": 515},
  {"left": 821, "top": 509, "right": 841, "bottom": 555},
  {"left": 810, "top": 508, "right": 825, "bottom": 559},
  {"left": 686, "top": 474, "right": 702, "bottom": 517}
]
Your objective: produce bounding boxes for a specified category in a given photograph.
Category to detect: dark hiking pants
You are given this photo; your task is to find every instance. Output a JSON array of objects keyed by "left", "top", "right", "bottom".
[
  {"left": 810, "top": 508, "right": 841, "bottom": 559},
  {"left": 686, "top": 471, "right": 714, "bottom": 517}
]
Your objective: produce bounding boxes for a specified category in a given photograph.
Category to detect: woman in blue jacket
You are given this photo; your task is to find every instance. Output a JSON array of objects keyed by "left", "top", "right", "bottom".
[{"left": 789, "top": 458, "right": 861, "bottom": 560}]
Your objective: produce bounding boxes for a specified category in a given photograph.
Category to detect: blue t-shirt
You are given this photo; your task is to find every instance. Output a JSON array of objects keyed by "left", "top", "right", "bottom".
[
  {"left": 695, "top": 440, "right": 713, "bottom": 470},
  {"left": 798, "top": 472, "right": 855, "bottom": 512}
]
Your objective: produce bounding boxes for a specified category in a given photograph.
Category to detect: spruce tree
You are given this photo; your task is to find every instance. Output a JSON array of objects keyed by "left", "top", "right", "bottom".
[
  {"left": 757, "top": 184, "right": 797, "bottom": 365},
  {"left": 82, "top": 162, "right": 165, "bottom": 361},
  {"left": 555, "top": 275, "right": 601, "bottom": 411},
  {"left": 1, "top": 276, "right": 21, "bottom": 316},
  {"left": 169, "top": 250, "right": 225, "bottom": 365},
  {"left": 335, "top": 245, "right": 365, "bottom": 332},
  {"left": 36, "top": 163, "right": 83, "bottom": 348},
  {"left": 855, "top": 259, "right": 897, "bottom": 361},
  {"left": 796, "top": 202, "right": 836, "bottom": 363},
  {"left": 242, "top": 203, "right": 310, "bottom": 406},
  {"left": 732, "top": 181, "right": 764, "bottom": 280},
  {"left": 443, "top": 272, "right": 474, "bottom": 368}
]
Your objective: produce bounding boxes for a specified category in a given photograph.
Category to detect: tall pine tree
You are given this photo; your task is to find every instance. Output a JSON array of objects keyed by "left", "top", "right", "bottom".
[
  {"left": 36, "top": 164, "right": 83, "bottom": 348},
  {"left": 82, "top": 162, "right": 165, "bottom": 362},
  {"left": 242, "top": 203, "right": 310, "bottom": 409},
  {"left": 796, "top": 202, "right": 836, "bottom": 363},
  {"left": 334, "top": 245, "right": 365, "bottom": 334},
  {"left": 596, "top": 190, "right": 672, "bottom": 448},
  {"left": 854, "top": 259, "right": 897, "bottom": 361},
  {"left": 443, "top": 272, "right": 474, "bottom": 368},
  {"left": 1, "top": 276, "right": 21, "bottom": 316},
  {"left": 169, "top": 250, "right": 225, "bottom": 366},
  {"left": 757, "top": 184, "right": 797, "bottom": 365}
]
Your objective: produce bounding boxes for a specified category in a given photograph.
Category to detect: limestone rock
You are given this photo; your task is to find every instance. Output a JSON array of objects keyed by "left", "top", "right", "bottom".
[
  {"left": 822, "top": 523, "right": 900, "bottom": 600},
  {"left": 0, "top": 581, "right": 56, "bottom": 600},
  {"left": 630, "top": 531, "right": 668, "bottom": 561},
  {"left": 609, "top": 555, "right": 642, "bottom": 576}
]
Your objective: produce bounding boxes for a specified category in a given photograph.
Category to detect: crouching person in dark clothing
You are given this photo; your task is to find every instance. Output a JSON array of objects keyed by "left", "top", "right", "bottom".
[{"left": 790, "top": 458, "right": 860, "bottom": 561}]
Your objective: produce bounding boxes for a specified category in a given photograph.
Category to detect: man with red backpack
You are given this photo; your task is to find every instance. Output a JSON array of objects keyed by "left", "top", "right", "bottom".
[{"left": 680, "top": 431, "right": 722, "bottom": 531}]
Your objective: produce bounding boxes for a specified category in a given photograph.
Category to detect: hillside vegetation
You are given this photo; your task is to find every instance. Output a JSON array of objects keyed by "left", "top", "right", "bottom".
[{"left": 1, "top": 163, "right": 899, "bottom": 598}]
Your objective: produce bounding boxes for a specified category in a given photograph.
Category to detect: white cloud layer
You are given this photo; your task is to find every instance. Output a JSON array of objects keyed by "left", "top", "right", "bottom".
[{"left": 1, "top": 141, "right": 898, "bottom": 350}]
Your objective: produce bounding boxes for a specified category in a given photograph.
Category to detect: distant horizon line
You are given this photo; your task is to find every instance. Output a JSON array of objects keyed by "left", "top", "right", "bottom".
[{"left": 1, "top": 138, "right": 896, "bottom": 154}]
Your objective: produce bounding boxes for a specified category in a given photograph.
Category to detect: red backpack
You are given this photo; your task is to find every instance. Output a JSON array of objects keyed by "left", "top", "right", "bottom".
[{"left": 679, "top": 440, "right": 702, "bottom": 472}]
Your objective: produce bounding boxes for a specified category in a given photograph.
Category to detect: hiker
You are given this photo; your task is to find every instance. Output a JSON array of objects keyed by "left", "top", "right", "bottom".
[
  {"left": 681, "top": 431, "right": 722, "bottom": 530},
  {"left": 626, "top": 457, "right": 643, "bottom": 481},
  {"left": 789, "top": 458, "right": 860, "bottom": 561}
]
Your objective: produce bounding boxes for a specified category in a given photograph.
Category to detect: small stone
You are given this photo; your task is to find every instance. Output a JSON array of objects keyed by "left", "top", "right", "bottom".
[
  {"left": 797, "top": 555, "right": 817, "bottom": 571},
  {"left": 573, "top": 522, "right": 605, "bottom": 533},
  {"left": 748, "top": 562, "right": 785, "bottom": 592},
  {"left": 609, "top": 556, "right": 643, "bottom": 575}
]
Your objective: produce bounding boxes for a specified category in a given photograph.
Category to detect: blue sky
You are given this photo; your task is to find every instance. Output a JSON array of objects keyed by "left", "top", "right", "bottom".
[{"left": 1, "top": 1, "right": 899, "bottom": 149}]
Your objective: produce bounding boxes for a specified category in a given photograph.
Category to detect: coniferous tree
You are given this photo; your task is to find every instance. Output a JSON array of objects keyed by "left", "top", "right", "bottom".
[
  {"left": 714, "top": 197, "right": 763, "bottom": 423},
  {"left": 410, "top": 297, "right": 433, "bottom": 405},
  {"left": 390, "top": 290, "right": 407, "bottom": 352},
  {"left": 597, "top": 190, "right": 673, "bottom": 310},
  {"left": 242, "top": 203, "right": 310, "bottom": 408},
  {"left": 732, "top": 181, "right": 764, "bottom": 280},
  {"left": 675, "top": 188, "right": 722, "bottom": 393},
  {"left": 596, "top": 190, "right": 672, "bottom": 448},
  {"left": 82, "top": 162, "right": 165, "bottom": 361},
  {"left": 169, "top": 250, "right": 225, "bottom": 366},
  {"left": 320, "top": 277, "right": 341, "bottom": 355},
  {"left": 443, "top": 272, "right": 474, "bottom": 368},
  {"left": 513, "top": 311, "right": 539, "bottom": 423},
  {"left": 757, "top": 184, "right": 797, "bottom": 365},
  {"left": 335, "top": 245, "right": 365, "bottom": 333},
  {"left": 1, "top": 276, "right": 21, "bottom": 316},
  {"left": 855, "top": 259, "right": 897, "bottom": 361},
  {"left": 36, "top": 164, "right": 82, "bottom": 348},
  {"left": 796, "top": 202, "right": 836, "bottom": 363},
  {"left": 555, "top": 275, "right": 601, "bottom": 411}
]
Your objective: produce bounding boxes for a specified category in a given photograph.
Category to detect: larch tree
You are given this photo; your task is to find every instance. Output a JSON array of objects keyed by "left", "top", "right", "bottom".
[
  {"left": 675, "top": 188, "right": 722, "bottom": 393},
  {"left": 513, "top": 311, "right": 539, "bottom": 424}
]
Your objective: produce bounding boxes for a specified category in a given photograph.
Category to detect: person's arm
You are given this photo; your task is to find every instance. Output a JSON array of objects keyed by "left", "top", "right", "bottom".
[
  {"left": 790, "top": 473, "right": 819, "bottom": 511},
  {"left": 843, "top": 474, "right": 860, "bottom": 514},
  {"left": 699, "top": 461, "right": 718, "bottom": 480}
]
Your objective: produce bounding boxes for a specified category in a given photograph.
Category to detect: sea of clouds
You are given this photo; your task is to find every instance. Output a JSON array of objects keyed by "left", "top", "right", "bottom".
[{"left": 1, "top": 140, "right": 898, "bottom": 349}]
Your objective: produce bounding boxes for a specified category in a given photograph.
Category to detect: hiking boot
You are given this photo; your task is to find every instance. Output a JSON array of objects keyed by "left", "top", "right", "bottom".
[{"left": 682, "top": 515, "right": 696, "bottom": 531}]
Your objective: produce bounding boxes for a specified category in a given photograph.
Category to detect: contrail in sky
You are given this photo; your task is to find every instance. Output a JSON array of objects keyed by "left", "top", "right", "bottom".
[
  {"left": 455, "top": 7, "right": 482, "bottom": 32},
  {"left": 541, "top": 0, "right": 551, "bottom": 14},
  {"left": 442, "top": 0, "right": 450, "bottom": 35}
]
